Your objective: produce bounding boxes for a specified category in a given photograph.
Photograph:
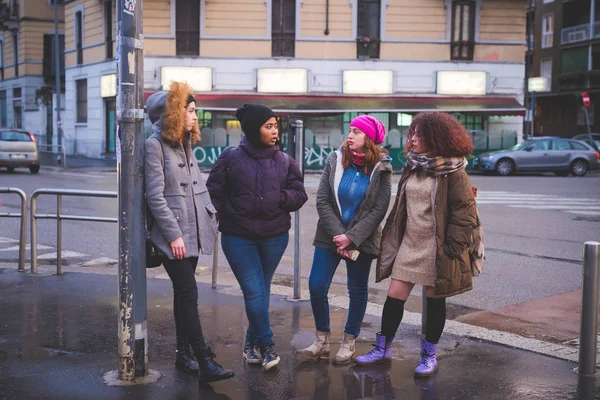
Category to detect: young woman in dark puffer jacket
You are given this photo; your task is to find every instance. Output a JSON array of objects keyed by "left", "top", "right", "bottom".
[{"left": 206, "top": 104, "right": 308, "bottom": 372}]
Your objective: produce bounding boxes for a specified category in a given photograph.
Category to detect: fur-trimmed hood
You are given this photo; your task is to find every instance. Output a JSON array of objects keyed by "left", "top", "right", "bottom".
[{"left": 146, "top": 82, "right": 200, "bottom": 145}]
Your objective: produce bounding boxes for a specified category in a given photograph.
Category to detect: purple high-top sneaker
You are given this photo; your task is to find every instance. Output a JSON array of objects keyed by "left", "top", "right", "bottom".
[
  {"left": 354, "top": 333, "right": 392, "bottom": 365},
  {"left": 414, "top": 338, "right": 439, "bottom": 377}
]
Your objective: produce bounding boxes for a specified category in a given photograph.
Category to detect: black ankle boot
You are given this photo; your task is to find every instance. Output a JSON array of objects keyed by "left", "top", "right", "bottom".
[
  {"left": 175, "top": 336, "right": 200, "bottom": 372},
  {"left": 197, "top": 347, "right": 235, "bottom": 383},
  {"left": 259, "top": 345, "right": 280, "bottom": 372}
]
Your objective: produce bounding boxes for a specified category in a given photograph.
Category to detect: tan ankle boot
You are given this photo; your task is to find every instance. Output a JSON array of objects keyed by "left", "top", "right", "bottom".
[
  {"left": 333, "top": 333, "right": 355, "bottom": 365},
  {"left": 296, "top": 331, "right": 331, "bottom": 360}
]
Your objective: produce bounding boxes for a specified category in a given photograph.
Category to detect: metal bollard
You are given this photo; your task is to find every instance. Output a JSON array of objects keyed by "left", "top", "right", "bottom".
[
  {"left": 578, "top": 241, "right": 600, "bottom": 375},
  {"left": 293, "top": 120, "right": 304, "bottom": 300},
  {"left": 212, "top": 233, "right": 219, "bottom": 289}
]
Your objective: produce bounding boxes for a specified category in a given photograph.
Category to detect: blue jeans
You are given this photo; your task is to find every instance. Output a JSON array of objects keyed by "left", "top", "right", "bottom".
[
  {"left": 309, "top": 247, "right": 374, "bottom": 337},
  {"left": 221, "top": 232, "right": 289, "bottom": 348}
]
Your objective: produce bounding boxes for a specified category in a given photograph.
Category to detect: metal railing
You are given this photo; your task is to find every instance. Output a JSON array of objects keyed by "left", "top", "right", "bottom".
[
  {"left": 30, "top": 189, "right": 117, "bottom": 275},
  {"left": 0, "top": 187, "right": 27, "bottom": 271},
  {"left": 37, "top": 144, "right": 67, "bottom": 168},
  {"left": 561, "top": 24, "right": 591, "bottom": 45}
]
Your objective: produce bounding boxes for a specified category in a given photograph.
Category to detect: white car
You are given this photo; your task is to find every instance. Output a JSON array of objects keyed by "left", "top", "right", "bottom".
[{"left": 0, "top": 129, "right": 40, "bottom": 174}]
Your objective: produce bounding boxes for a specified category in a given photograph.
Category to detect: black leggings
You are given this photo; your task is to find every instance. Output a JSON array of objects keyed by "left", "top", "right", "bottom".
[
  {"left": 163, "top": 257, "right": 208, "bottom": 356},
  {"left": 381, "top": 296, "right": 446, "bottom": 344}
]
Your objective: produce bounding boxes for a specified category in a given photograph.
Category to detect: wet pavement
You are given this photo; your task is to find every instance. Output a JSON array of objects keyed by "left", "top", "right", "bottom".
[{"left": 1, "top": 269, "right": 599, "bottom": 400}]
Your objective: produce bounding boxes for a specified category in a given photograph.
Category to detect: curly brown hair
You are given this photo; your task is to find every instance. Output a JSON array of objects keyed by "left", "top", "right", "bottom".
[
  {"left": 342, "top": 135, "right": 389, "bottom": 175},
  {"left": 404, "top": 112, "right": 473, "bottom": 157}
]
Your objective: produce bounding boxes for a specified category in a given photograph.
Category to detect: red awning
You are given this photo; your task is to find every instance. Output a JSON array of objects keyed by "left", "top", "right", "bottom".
[{"left": 143, "top": 92, "right": 526, "bottom": 116}]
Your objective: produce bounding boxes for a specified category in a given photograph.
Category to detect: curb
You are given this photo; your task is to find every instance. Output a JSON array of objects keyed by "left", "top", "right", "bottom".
[{"left": 265, "top": 283, "right": 586, "bottom": 366}]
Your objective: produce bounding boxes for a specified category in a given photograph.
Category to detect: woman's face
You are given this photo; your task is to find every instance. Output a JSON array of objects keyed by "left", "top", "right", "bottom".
[
  {"left": 348, "top": 127, "right": 367, "bottom": 152},
  {"left": 259, "top": 117, "right": 279, "bottom": 146},
  {"left": 184, "top": 102, "right": 198, "bottom": 132},
  {"left": 409, "top": 126, "right": 428, "bottom": 154}
]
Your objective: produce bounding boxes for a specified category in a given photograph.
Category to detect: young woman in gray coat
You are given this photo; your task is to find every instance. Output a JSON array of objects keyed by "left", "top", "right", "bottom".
[{"left": 144, "top": 82, "right": 233, "bottom": 383}]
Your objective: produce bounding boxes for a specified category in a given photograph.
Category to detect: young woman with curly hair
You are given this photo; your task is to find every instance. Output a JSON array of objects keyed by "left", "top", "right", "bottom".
[
  {"left": 296, "top": 115, "right": 392, "bottom": 365},
  {"left": 355, "top": 112, "right": 477, "bottom": 378}
]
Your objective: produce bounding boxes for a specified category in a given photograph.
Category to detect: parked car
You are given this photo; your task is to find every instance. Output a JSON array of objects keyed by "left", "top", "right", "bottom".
[
  {"left": 473, "top": 136, "right": 600, "bottom": 177},
  {"left": 0, "top": 129, "right": 40, "bottom": 174},
  {"left": 572, "top": 133, "right": 600, "bottom": 151}
]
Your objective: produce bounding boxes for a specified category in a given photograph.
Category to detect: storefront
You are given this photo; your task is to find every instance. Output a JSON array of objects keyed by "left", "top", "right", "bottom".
[{"left": 143, "top": 92, "right": 525, "bottom": 170}]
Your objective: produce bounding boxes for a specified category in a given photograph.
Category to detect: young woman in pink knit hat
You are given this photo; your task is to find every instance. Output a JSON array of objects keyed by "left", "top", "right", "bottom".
[{"left": 296, "top": 115, "right": 392, "bottom": 364}]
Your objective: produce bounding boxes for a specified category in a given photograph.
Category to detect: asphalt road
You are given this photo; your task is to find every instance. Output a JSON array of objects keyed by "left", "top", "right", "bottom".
[{"left": 1, "top": 167, "right": 599, "bottom": 317}]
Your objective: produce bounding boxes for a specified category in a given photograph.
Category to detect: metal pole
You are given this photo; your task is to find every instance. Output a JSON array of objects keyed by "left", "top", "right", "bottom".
[
  {"left": 578, "top": 241, "right": 600, "bottom": 375},
  {"left": 31, "top": 194, "right": 38, "bottom": 274},
  {"left": 16, "top": 188, "right": 27, "bottom": 272},
  {"left": 584, "top": 107, "right": 592, "bottom": 136},
  {"left": 421, "top": 287, "right": 427, "bottom": 335},
  {"left": 530, "top": 91, "right": 536, "bottom": 139},
  {"left": 53, "top": 0, "right": 62, "bottom": 148},
  {"left": 293, "top": 120, "right": 304, "bottom": 300},
  {"left": 117, "top": 0, "right": 147, "bottom": 381},
  {"left": 212, "top": 233, "right": 219, "bottom": 289},
  {"left": 56, "top": 195, "right": 62, "bottom": 275}
]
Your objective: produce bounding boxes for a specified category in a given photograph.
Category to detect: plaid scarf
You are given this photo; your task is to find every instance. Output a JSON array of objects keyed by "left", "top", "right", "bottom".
[{"left": 405, "top": 151, "right": 468, "bottom": 177}]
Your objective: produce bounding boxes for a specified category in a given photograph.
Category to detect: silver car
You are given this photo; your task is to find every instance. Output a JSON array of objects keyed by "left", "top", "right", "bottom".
[
  {"left": 0, "top": 129, "right": 40, "bottom": 174},
  {"left": 473, "top": 137, "right": 600, "bottom": 177}
]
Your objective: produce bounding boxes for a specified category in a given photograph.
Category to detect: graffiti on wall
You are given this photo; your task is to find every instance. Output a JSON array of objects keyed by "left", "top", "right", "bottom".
[{"left": 193, "top": 145, "right": 415, "bottom": 170}]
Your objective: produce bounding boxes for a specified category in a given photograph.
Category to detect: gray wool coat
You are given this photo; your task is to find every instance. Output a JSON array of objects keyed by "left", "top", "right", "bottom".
[
  {"left": 313, "top": 150, "right": 392, "bottom": 256},
  {"left": 145, "top": 133, "right": 217, "bottom": 259}
]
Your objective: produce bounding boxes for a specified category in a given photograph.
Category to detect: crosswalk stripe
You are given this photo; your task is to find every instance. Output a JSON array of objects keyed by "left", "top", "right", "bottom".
[
  {"left": 508, "top": 205, "right": 600, "bottom": 210},
  {"left": 566, "top": 211, "right": 600, "bottom": 216}
]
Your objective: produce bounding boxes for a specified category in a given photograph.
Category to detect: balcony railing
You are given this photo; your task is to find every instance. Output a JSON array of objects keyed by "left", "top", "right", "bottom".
[
  {"left": 561, "top": 24, "right": 591, "bottom": 45},
  {"left": 0, "top": 0, "right": 19, "bottom": 31}
]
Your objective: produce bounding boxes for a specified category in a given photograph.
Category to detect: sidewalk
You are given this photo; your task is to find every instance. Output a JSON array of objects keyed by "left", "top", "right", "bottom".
[{"left": 1, "top": 267, "right": 598, "bottom": 400}]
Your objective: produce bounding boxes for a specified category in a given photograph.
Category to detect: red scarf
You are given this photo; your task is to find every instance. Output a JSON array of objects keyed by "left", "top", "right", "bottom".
[{"left": 351, "top": 150, "right": 366, "bottom": 166}]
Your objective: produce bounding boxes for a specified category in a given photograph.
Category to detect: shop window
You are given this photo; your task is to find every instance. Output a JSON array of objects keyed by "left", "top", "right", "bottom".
[
  {"left": 453, "top": 114, "right": 485, "bottom": 131},
  {"left": 451, "top": 1, "right": 475, "bottom": 61},
  {"left": 357, "top": 0, "right": 381, "bottom": 59},
  {"left": 272, "top": 0, "right": 295, "bottom": 57}
]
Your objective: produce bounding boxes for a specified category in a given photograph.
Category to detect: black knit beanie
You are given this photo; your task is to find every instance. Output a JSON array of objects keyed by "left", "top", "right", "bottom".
[{"left": 236, "top": 104, "right": 277, "bottom": 146}]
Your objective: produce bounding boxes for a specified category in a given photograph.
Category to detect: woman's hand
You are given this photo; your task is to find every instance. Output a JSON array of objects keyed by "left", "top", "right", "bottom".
[
  {"left": 333, "top": 234, "right": 352, "bottom": 250},
  {"left": 170, "top": 237, "right": 186, "bottom": 260},
  {"left": 336, "top": 247, "right": 351, "bottom": 258}
]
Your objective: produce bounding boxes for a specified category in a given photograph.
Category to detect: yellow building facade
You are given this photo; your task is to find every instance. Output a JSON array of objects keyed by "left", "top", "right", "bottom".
[
  {"left": 62, "top": 0, "right": 526, "bottom": 161},
  {"left": 0, "top": 0, "right": 64, "bottom": 139}
]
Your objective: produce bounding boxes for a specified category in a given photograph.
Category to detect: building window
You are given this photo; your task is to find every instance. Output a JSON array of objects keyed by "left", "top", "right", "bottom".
[
  {"left": 75, "top": 10, "right": 83, "bottom": 64},
  {"left": 12, "top": 31, "right": 18, "bottom": 77},
  {"left": 357, "top": 0, "right": 381, "bottom": 59},
  {"left": 540, "top": 58, "right": 552, "bottom": 90},
  {"left": 542, "top": 14, "right": 553, "bottom": 49},
  {"left": 272, "top": 0, "right": 295, "bottom": 57},
  {"left": 43, "top": 34, "right": 65, "bottom": 79},
  {"left": 0, "top": 91, "right": 6, "bottom": 127},
  {"left": 76, "top": 79, "right": 87, "bottom": 123},
  {"left": 175, "top": 0, "right": 200, "bottom": 56},
  {"left": 451, "top": 1, "right": 475, "bottom": 61},
  {"left": 104, "top": 0, "right": 113, "bottom": 59},
  {"left": 0, "top": 39, "right": 4, "bottom": 80},
  {"left": 543, "top": 0, "right": 554, "bottom": 3}
]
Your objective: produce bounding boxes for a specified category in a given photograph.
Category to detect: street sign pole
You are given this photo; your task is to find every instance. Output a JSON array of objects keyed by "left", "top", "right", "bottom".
[
  {"left": 53, "top": 0, "right": 62, "bottom": 149},
  {"left": 530, "top": 90, "right": 536, "bottom": 139},
  {"left": 116, "top": 0, "right": 147, "bottom": 381},
  {"left": 582, "top": 92, "right": 592, "bottom": 138}
]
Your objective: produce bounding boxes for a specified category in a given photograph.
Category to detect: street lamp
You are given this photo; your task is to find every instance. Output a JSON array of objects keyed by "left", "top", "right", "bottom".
[{"left": 51, "top": 0, "right": 64, "bottom": 149}]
